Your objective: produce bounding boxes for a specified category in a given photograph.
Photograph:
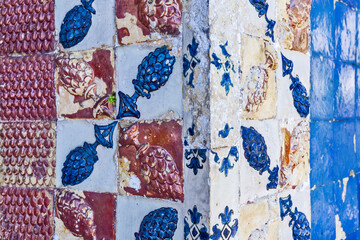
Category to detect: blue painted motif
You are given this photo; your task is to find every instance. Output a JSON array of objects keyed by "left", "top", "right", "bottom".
[
  {"left": 211, "top": 147, "right": 239, "bottom": 177},
  {"left": 241, "top": 126, "right": 279, "bottom": 189},
  {"left": 185, "top": 149, "right": 207, "bottom": 175},
  {"left": 211, "top": 42, "right": 235, "bottom": 95},
  {"left": 210, "top": 206, "right": 238, "bottom": 240},
  {"left": 185, "top": 205, "right": 210, "bottom": 240},
  {"left": 249, "top": 0, "right": 276, "bottom": 42},
  {"left": 117, "top": 46, "right": 176, "bottom": 119},
  {"left": 184, "top": 37, "right": 200, "bottom": 88},
  {"left": 281, "top": 54, "right": 310, "bottom": 118},
  {"left": 280, "top": 195, "right": 311, "bottom": 240},
  {"left": 60, "top": 0, "right": 96, "bottom": 48},
  {"left": 135, "top": 207, "right": 178, "bottom": 240},
  {"left": 218, "top": 124, "right": 233, "bottom": 138},
  {"left": 184, "top": 123, "right": 196, "bottom": 146},
  {"left": 61, "top": 121, "right": 117, "bottom": 186}
]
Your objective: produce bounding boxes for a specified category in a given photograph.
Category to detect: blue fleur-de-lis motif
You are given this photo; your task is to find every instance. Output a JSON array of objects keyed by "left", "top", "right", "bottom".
[
  {"left": 61, "top": 121, "right": 117, "bottom": 186},
  {"left": 60, "top": 0, "right": 96, "bottom": 48},
  {"left": 210, "top": 206, "right": 238, "bottom": 240},
  {"left": 218, "top": 124, "right": 234, "bottom": 138},
  {"left": 280, "top": 195, "right": 311, "bottom": 240},
  {"left": 249, "top": 0, "right": 276, "bottom": 42},
  {"left": 211, "top": 146, "right": 239, "bottom": 177},
  {"left": 117, "top": 46, "right": 176, "bottom": 119},
  {"left": 135, "top": 207, "right": 178, "bottom": 240},
  {"left": 211, "top": 42, "right": 235, "bottom": 95},
  {"left": 281, "top": 54, "right": 310, "bottom": 118},
  {"left": 185, "top": 149, "right": 207, "bottom": 175},
  {"left": 185, "top": 205, "right": 210, "bottom": 240},
  {"left": 241, "top": 126, "right": 279, "bottom": 190},
  {"left": 184, "top": 37, "right": 200, "bottom": 88}
]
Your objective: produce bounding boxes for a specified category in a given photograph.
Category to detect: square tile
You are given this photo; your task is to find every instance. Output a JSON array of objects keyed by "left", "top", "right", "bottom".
[
  {"left": 55, "top": 189, "right": 116, "bottom": 240},
  {"left": 310, "top": 55, "right": 335, "bottom": 121},
  {"left": 118, "top": 120, "right": 183, "bottom": 202},
  {"left": 0, "top": 121, "right": 56, "bottom": 188},
  {"left": 115, "top": 45, "right": 182, "bottom": 120},
  {"left": 116, "top": 196, "right": 183, "bottom": 240},
  {"left": 55, "top": 120, "right": 118, "bottom": 193},
  {"left": 55, "top": 0, "right": 116, "bottom": 51},
  {"left": 0, "top": 54, "right": 57, "bottom": 121},
  {"left": 0, "top": 0, "right": 55, "bottom": 55},
  {"left": 310, "top": 0, "right": 334, "bottom": 57},
  {"left": 115, "top": 0, "right": 182, "bottom": 45},
  {"left": 334, "top": 62, "right": 355, "bottom": 120},
  {"left": 56, "top": 48, "right": 116, "bottom": 119},
  {"left": 334, "top": 1, "right": 356, "bottom": 62}
]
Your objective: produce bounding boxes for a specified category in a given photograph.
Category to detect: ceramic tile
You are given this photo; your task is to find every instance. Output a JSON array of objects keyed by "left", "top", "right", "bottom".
[
  {"left": 55, "top": 0, "right": 116, "bottom": 51},
  {"left": 0, "top": 186, "right": 54, "bottom": 239},
  {"left": 115, "top": 0, "right": 182, "bottom": 45},
  {"left": 55, "top": 119, "right": 118, "bottom": 193},
  {"left": 0, "top": 54, "right": 56, "bottom": 121},
  {"left": 116, "top": 195, "right": 184, "bottom": 240},
  {"left": 0, "top": 121, "right": 56, "bottom": 188},
  {"left": 118, "top": 120, "right": 183, "bottom": 202},
  {"left": 54, "top": 189, "right": 116, "bottom": 240},
  {"left": 0, "top": 0, "right": 55, "bottom": 56},
  {"left": 115, "top": 45, "right": 182, "bottom": 121},
  {"left": 56, "top": 48, "right": 116, "bottom": 119}
]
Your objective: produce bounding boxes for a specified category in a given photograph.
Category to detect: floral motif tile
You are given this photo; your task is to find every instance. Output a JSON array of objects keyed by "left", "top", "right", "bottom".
[
  {"left": 118, "top": 120, "right": 183, "bottom": 202},
  {"left": 0, "top": 121, "right": 56, "bottom": 188},
  {"left": 56, "top": 48, "right": 116, "bottom": 119}
]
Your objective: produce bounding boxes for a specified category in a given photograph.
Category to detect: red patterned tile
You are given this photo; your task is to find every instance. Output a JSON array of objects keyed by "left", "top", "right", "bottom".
[
  {"left": 0, "top": 54, "right": 56, "bottom": 121},
  {"left": 0, "top": 0, "right": 55, "bottom": 56},
  {"left": 0, "top": 186, "right": 54, "bottom": 239},
  {"left": 0, "top": 121, "right": 56, "bottom": 188},
  {"left": 118, "top": 120, "right": 184, "bottom": 202},
  {"left": 55, "top": 189, "right": 116, "bottom": 240}
]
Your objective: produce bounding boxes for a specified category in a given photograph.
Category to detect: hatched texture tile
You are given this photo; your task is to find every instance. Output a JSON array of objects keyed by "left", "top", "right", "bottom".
[
  {"left": 0, "top": 54, "right": 56, "bottom": 121},
  {"left": 0, "top": 186, "right": 54, "bottom": 239},
  {"left": 118, "top": 120, "right": 184, "bottom": 202},
  {"left": 0, "top": 0, "right": 55, "bottom": 56},
  {"left": 0, "top": 121, "right": 56, "bottom": 188}
]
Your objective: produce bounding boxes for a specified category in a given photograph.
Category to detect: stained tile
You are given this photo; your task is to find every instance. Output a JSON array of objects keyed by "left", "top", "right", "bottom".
[
  {"left": 115, "top": 0, "right": 182, "bottom": 45},
  {"left": 334, "top": 1, "right": 356, "bottom": 62},
  {"left": 334, "top": 62, "right": 355, "bottom": 120},
  {"left": 118, "top": 120, "right": 183, "bottom": 202},
  {"left": 310, "top": 0, "right": 334, "bottom": 57},
  {"left": 0, "top": 122, "right": 56, "bottom": 188},
  {"left": 310, "top": 121, "right": 333, "bottom": 188},
  {"left": 54, "top": 189, "right": 116, "bottom": 240},
  {"left": 0, "top": 54, "right": 56, "bottom": 121},
  {"left": 56, "top": 48, "right": 116, "bottom": 119},
  {"left": 0, "top": 186, "right": 54, "bottom": 239},
  {"left": 55, "top": 0, "right": 116, "bottom": 51},
  {"left": 0, "top": 0, "right": 55, "bottom": 56},
  {"left": 310, "top": 55, "right": 335, "bottom": 121}
]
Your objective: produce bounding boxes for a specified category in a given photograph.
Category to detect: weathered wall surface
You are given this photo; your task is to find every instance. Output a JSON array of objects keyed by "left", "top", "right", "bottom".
[{"left": 0, "top": 0, "right": 357, "bottom": 239}]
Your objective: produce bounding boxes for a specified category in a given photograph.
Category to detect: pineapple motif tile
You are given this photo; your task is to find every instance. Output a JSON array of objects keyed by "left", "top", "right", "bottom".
[
  {"left": 55, "top": 0, "right": 116, "bottom": 51},
  {"left": 0, "top": 0, "right": 55, "bottom": 56},
  {"left": 116, "top": 196, "right": 183, "bottom": 240},
  {"left": 56, "top": 48, "right": 116, "bottom": 119},
  {"left": 0, "top": 186, "right": 54, "bottom": 239},
  {"left": 54, "top": 189, "right": 116, "bottom": 240},
  {"left": 55, "top": 120, "right": 118, "bottom": 193},
  {"left": 277, "top": 0, "right": 311, "bottom": 53},
  {"left": 118, "top": 120, "right": 184, "bottom": 202},
  {"left": 0, "top": 121, "right": 56, "bottom": 188},
  {"left": 115, "top": 45, "right": 182, "bottom": 120},
  {"left": 240, "top": 34, "right": 278, "bottom": 120},
  {"left": 115, "top": 0, "right": 182, "bottom": 45},
  {"left": 0, "top": 54, "right": 56, "bottom": 121}
]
